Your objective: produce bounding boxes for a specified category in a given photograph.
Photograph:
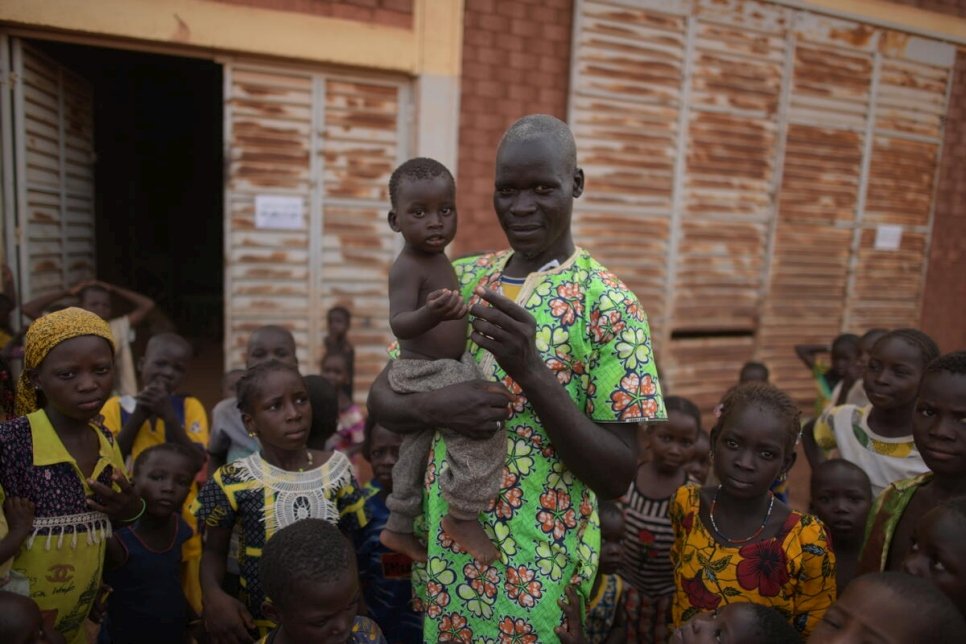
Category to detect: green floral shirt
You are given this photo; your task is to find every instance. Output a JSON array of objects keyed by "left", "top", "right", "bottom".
[{"left": 411, "top": 248, "right": 666, "bottom": 642}]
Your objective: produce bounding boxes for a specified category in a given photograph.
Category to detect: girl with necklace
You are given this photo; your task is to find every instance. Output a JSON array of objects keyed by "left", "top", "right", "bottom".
[
  {"left": 196, "top": 360, "right": 367, "bottom": 642},
  {"left": 669, "top": 384, "right": 836, "bottom": 638}
]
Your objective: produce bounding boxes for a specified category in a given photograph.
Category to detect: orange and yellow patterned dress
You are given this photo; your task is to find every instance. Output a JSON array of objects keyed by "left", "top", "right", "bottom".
[{"left": 670, "top": 484, "right": 836, "bottom": 637}]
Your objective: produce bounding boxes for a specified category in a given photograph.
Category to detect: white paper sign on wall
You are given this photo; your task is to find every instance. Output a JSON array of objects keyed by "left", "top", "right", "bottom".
[
  {"left": 255, "top": 195, "right": 304, "bottom": 230},
  {"left": 874, "top": 224, "right": 903, "bottom": 251}
]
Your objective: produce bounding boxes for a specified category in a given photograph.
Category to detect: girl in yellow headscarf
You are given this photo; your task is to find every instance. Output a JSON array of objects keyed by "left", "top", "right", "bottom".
[{"left": 0, "top": 307, "right": 141, "bottom": 644}]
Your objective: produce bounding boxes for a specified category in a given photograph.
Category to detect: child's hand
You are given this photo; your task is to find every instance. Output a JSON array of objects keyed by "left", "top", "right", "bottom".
[
  {"left": 134, "top": 380, "right": 168, "bottom": 417},
  {"left": 87, "top": 472, "right": 141, "bottom": 523},
  {"left": 426, "top": 288, "right": 469, "bottom": 321},
  {"left": 555, "top": 585, "right": 589, "bottom": 644},
  {"left": 203, "top": 591, "right": 256, "bottom": 644},
  {"left": 67, "top": 279, "right": 97, "bottom": 296},
  {"left": 3, "top": 497, "right": 35, "bottom": 540}
]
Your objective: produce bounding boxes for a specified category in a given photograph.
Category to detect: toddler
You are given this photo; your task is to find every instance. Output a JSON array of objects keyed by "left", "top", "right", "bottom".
[
  {"left": 323, "top": 306, "right": 355, "bottom": 398},
  {"left": 809, "top": 459, "right": 871, "bottom": 590},
  {"left": 622, "top": 396, "right": 700, "bottom": 641},
  {"left": 807, "top": 571, "right": 966, "bottom": 642},
  {"left": 812, "top": 328, "right": 938, "bottom": 496},
  {"left": 672, "top": 603, "right": 803, "bottom": 644},
  {"left": 860, "top": 350, "right": 966, "bottom": 572},
  {"left": 586, "top": 500, "right": 627, "bottom": 643},
  {"left": 380, "top": 157, "right": 503, "bottom": 565},
  {"left": 901, "top": 496, "right": 966, "bottom": 618},
  {"left": 259, "top": 518, "right": 386, "bottom": 643},
  {"left": 100, "top": 443, "right": 199, "bottom": 643},
  {"left": 321, "top": 352, "right": 366, "bottom": 461},
  {"left": 671, "top": 383, "right": 835, "bottom": 637},
  {"left": 0, "top": 590, "right": 65, "bottom": 643},
  {"left": 357, "top": 417, "right": 421, "bottom": 643},
  {"left": 197, "top": 360, "right": 367, "bottom": 638}
]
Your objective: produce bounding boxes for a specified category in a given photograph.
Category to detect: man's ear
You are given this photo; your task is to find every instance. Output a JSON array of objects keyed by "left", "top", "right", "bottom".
[
  {"left": 572, "top": 167, "right": 584, "bottom": 199},
  {"left": 388, "top": 209, "right": 400, "bottom": 232}
]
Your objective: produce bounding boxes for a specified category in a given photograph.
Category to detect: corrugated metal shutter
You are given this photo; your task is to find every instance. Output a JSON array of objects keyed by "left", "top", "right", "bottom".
[
  {"left": 569, "top": 0, "right": 955, "bottom": 414},
  {"left": 5, "top": 38, "right": 95, "bottom": 302},
  {"left": 224, "top": 60, "right": 407, "bottom": 391}
]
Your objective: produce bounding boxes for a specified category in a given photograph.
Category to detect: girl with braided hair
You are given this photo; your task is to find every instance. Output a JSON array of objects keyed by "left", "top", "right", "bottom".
[{"left": 0, "top": 307, "right": 140, "bottom": 644}]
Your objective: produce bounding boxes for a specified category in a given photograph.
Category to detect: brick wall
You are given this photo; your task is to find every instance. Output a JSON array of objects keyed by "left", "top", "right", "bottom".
[
  {"left": 208, "top": 0, "right": 413, "bottom": 29},
  {"left": 453, "top": 0, "right": 574, "bottom": 255},
  {"left": 888, "top": 1, "right": 966, "bottom": 351}
]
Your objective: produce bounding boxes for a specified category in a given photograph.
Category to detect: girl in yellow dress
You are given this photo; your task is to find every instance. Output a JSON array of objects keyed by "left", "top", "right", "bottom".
[{"left": 670, "top": 383, "right": 836, "bottom": 637}]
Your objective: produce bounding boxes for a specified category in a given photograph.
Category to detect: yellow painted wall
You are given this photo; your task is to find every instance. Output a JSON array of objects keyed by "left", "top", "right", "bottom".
[{"left": 0, "top": 0, "right": 462, "bottom": 75}]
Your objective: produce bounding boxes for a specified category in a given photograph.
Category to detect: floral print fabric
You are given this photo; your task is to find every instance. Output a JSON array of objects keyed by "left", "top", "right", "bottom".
[
  {"left": 670, "top": 484, "right": 835, "bottom": 636},
  {"left": 411, "top": 249, "right": 666, "bottom": 641}
]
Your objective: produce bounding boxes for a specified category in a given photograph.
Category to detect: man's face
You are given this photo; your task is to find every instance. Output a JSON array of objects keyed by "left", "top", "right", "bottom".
[{"left": 493, "top": 136, "right": 583, "bottom": 267}]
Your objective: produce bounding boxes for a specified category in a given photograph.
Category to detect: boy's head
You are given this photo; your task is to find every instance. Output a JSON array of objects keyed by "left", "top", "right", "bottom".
[
  {"left": 326, "top": 306, "right": 351, "bottom": 341},
  {"left": 914, "top": 351, "right": 966, "bottom": 478},
  {"left": 675, "top": 602, "right": 803, "bottom": 644},
  {"left": 685, "top": 430, "right": 711, "bottom": 484},
  {"left": 260, "top": 518, "right": 359, "bottom": 644},
  {"left": 807, "top": 571, "right": 966, "bottom": 643},
  {"left": 809, "top": 459, "right": 872, "bottom": 544},
  {"left": 0, "top": 590, "right": 58, "bottom": 644},
  {"left": 132, "top": 443, "right": 199, "bottom": 518},
  {"left": 362, "top": 415, "right": 402, "bottom": 493},
  {"left": 138, "top": 332, "right": 192, "bottom": 394},
  {"left": 223, "top": 368, "right": 245, "bottom": 400},
  {"left": 739, "top": 361, "right": 769, "bottom": 384},
  {"left": 494, "top": 114, "right": 582, "bottom": 262},
  {"left": 78, "top": 284, "right": 112, "bottom": 320},
  {"left": 902, "top": 496, "right": 966, "bottom": 616},
  {"left": 598, "top": 499, "right": 624, "bottom": 575},
  {"left": 246, "top": 325, "right": 298, "bottom": 369},
  {"left": 388, "top": 157, "right": 457, "bottom": 255},
  {"left": 830, "top": 333, "right": 860, "bottom": 379}
]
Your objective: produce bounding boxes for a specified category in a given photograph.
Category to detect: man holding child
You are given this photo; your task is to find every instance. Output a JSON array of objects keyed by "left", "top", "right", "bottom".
[{"left": 369, "top": 114, "right": 666, "bottom": 639}]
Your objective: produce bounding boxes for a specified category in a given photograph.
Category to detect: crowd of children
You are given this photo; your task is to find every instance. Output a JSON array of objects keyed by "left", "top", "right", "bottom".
[{"left": 0, "top": 135, "right": 965, "bottom": 644}]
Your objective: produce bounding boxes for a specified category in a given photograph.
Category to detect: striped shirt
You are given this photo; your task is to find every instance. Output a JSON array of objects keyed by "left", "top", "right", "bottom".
[{"left": 621, "top": 477, "right": 683, "bottom": 597}]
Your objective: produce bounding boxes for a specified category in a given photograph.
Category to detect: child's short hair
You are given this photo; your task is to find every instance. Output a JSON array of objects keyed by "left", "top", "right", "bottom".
[
  {"left": 145, "top": 332, "right": 192, "bottom": 357},
  {"left": 874, "top": 328, "right": 940, "bottom": 367},
  {"left": 598, "top": 498, "right": 622, "bottom": 523},
  {"left": 663, "top": 395, "right": 701, "bottom": 432},
  {"left": 77, "top": 283, "right": 110, "bottom": 302},
  {"left": 711, "top": 383, "right": 801, "bottom": 454},
  {"left": 388, "top": 157, "right": 454, "bottom": 210},
  {"left": 132, "top": 442, "right": 201, "bottom": 476},
  {"left": 327, "top": 305, "right": 351, "bottom": 322},
  {"left": 260, "top": 518, "right": 354, "bottom": 610},
  {"left": 926, "top": 350, "right": 966, "bottom": 377},
  {"left": 862, "top": 571, "right": 966, "bottom": 640},
  {"left": 831, "top": 333, "right": 860, "bottom": 353},
  {"left": 809, "top": 458, "right": 872, "bottom": 496},
  {"left": 739, "top": 361, "right": 770, "bottom": 382},
  {"left": 236, "top": 359, "right": 303, "bottom": 415}
]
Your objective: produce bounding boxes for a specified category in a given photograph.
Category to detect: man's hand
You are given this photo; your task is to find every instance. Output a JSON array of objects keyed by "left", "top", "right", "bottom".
[
  {"left": 420, "top": 379, "right": 513, "bottom": 439},
  {"left": 426, "top": 288, "right": 469, "bottom": 321},
  {"left": 469, "top": 287, "right": 540, "bottom": 383}
]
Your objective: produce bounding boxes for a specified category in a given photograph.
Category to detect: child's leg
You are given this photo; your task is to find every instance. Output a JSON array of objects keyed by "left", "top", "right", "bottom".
[
  {"left": 381, "top": 428, "right": 434, "bottom": 562},
  {"left": 439, "top": 424, "right": 506, "bottom": 565}
]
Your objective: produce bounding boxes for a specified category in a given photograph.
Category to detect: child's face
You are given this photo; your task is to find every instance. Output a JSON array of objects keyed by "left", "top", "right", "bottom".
[
  {"left": 864, "top": 337, "right": 925, "bottom": 411},
  {"left": 830, "top": 342, "right": 859, "bottom": 379},
  {"left": 685, "top": 433, "right": 711, "bottom": 484},
  {"left": 31, "top": 336, "right": 114, "bottom": 422},
  {"left": 368, "top": 423, "right": 401, "bottom": 492},
  {"left": 808, "top": 577, "right": 919, "bottom": 643},
  {"left": 809, "top": 466, "right": 871, "bottom": 543},
  {"left": 0, "top": 590, "right": 57, "bottom": 644},
  {"left": 138, "top": 340, "right": 190, "bottom": 394},
  {"left": 598, "top": 509, "right": 625, "bottom": 575},
  {"left": 80, "top": 290, "right": 112, "bottom": 321},
  {"left": 243, "top": 369, "right": 312, "bottom": 451},
  {"left": 134, "top": 451, "right": 194, "bottom": 518},
  {"left": 913, "top": 370, "right": 966, "bottom": 477},
  {"left": 246, "top": 329, "right": 298, "bottom": 369},
  {"left": 327, "top": 311, "right": 349, "bottom": 340},
  {"left": 649, "top": 410, "right": 697, "bottom": 474},
  {"left": 671, "top": 603, "right": 763, "bottom": 644},
  {"left": 276, "top": 573, "right": 360, "bottom": 644},
  {"left": 321, "top": 355, "right": 349, "bottom": 388},
  {"left": 713, "top": 405, "right": 789, "bottom": 499},
  {"left": 902, "top": 507, "right": 966, "bottom": 612},
  {"left": 388, "top": 176, "right": 457, "bottom": 254}
]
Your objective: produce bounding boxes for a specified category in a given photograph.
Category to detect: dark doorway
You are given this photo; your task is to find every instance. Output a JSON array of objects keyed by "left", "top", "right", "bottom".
[{"left": 37, "top": 41, "right": 223, "bottom": 341}]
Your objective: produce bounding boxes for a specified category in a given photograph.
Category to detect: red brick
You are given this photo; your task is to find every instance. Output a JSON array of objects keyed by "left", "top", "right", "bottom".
[
  {"left": 464, "top": 29, "right": 494, "bottom": 48},
  {"left": 467, "top": 0, "right": 495, "bottom": 14},
  {"left": 462, "top": 60, "right": 492, "bottom": 81},
  {"left": 542, "top": 22, "right": 570, "bottom": 42},
  {"left": 373, "top": 8, "right": 412, "bottom": 28},
  {"left": 510, "top": 18, "right": 541, "bottom": 38},
  {"left": 479, "top": 14, "right": 509, "bottom": 32}
]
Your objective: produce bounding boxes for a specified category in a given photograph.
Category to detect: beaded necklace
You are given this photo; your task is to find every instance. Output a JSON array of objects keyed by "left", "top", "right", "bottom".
[{"left": 709, "top": 484, "right": 775, "bottom": 544}]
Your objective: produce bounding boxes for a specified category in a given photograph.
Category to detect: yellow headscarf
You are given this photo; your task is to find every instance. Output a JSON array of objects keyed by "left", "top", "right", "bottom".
[{"left": 15, "top": 306, "right": 116, "bottom": 416}]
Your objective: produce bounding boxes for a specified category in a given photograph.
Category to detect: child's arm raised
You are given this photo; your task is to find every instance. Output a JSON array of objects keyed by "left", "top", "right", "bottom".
[
  {"left": 200, "top": 524, "right": 255, "bottom": 644},
  {"left": 389, "top": 256, "right": 467, "bottom": 339},
  {"left": 98, "top": 281, "right": 155, "bottom": 326},
  {"left": 795, "top": 344, "right": 829, "bottom": 371}
]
